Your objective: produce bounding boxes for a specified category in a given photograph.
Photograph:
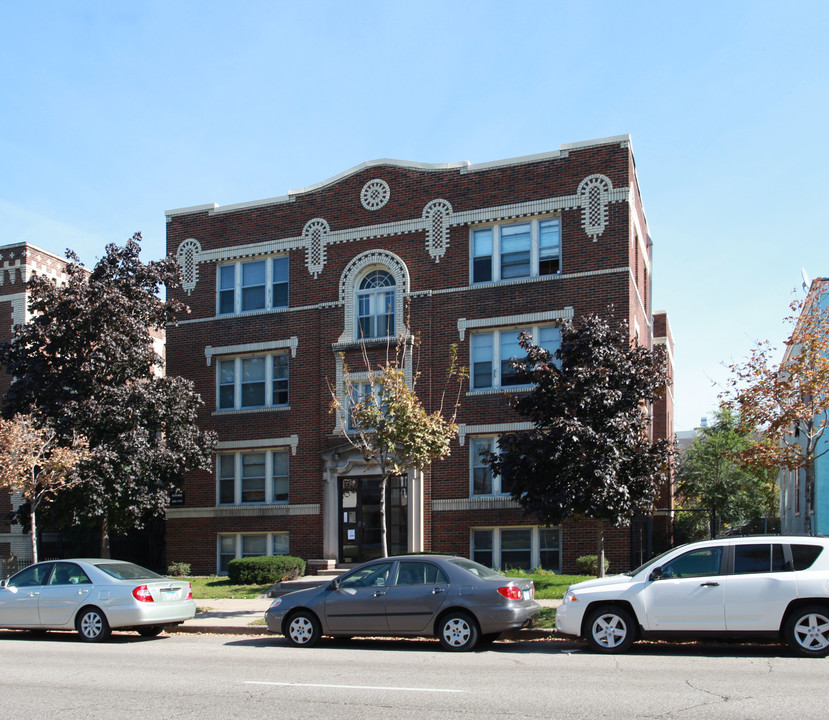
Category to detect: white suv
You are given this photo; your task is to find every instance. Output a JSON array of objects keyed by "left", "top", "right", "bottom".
[{"left": 556, "top": 535, "right": 829, "bottom": 657}]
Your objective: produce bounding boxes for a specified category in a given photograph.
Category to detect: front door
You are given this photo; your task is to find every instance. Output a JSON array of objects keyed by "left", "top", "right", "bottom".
[{"left": 339, "top": 476, "right": 408, "bottom": 563}]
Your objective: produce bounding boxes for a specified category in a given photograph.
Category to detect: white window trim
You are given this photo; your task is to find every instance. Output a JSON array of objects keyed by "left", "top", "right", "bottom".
[
  {"left": 205, "top": 338, "right": 298, "bottom": 366},
  {"left": 217, "top": 532, "right": 290, "bottom": 575},
  {"left": 338, "top": 250, "right": 410, "bottom": 344},
  {"left": 469, "top": 435, "right": 510, "bottom": 497},
  {"left": 470, "top": 216, "right": 562, "bottom": 284},
  {"left": 468, "top": 323, "right": 560, "bottom": 392},
  {"left": 217, "top": 255, "right": 289, "bottom": 316},
  {"left": 216, "top": 351, "right": 290, "bottom": 411},
  {"left": 217, "top": 448, "right": 291, "bottom": 506},
  {"left": 470, "top": 526, "right": 562, "bottom": 572}
]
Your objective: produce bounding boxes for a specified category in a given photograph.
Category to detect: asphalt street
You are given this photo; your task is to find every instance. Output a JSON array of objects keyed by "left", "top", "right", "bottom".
[{"left": 0, "top": 630, "right": 825, "bottom": 720}]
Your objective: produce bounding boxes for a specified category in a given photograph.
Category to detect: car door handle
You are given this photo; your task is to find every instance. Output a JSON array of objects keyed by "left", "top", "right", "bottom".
[
  {"left": 77, "top": 589, "right": 90, "bottom": 595},
  {"left": 700, "top": 582, "right": 720, "bottom": 587},
  {"left": 28, "top": 591, "right": 40, "bottom": 597},
  {"left": 431, "top": 588, "right": 446, "bottom": 595},
  {"left": 373, "top": 591, "right": 386, "bottom": 597}
]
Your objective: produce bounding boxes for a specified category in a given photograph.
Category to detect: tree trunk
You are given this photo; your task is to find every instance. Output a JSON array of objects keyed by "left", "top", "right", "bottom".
[
  {"left": 30, "top": 506, "right": 39, "bottom": 564},
  {"left": 805, "top": 460, "right": 814, "bottom": 535},
  {"left": 596, "top": 520, "right": 606, "bottom": 578},
  {"left": 99, "top": 517, "right": 111, "bottom": 558},
  {"left": 379, "top": 476, "right": 388, "bottom": 558}
]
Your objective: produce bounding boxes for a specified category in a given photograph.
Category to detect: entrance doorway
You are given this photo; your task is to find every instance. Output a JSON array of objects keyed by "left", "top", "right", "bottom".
[{"left": 339, "top": 476, "right": 408, "bottom": 563}]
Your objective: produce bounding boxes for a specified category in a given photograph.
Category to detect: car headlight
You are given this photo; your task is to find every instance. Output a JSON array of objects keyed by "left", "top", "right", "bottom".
[
  {"left": 563, "top": 590, "right": 579, "bottom": 604},
  {"left": 268, "top": 598, "right": 283, "bottom": 610}
]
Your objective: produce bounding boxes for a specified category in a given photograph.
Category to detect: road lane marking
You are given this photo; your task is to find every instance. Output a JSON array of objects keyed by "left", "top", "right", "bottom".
[{"left": 245, "top": 681, "right": 464, "bottom": 694}]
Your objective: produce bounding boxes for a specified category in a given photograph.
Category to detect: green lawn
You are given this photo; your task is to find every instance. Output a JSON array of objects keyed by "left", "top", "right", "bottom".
[
  {"left": 184, "top": 576, "right": 272, "bottom": 600},
  {"left": 504, "top": 569, "right": 592, "bottom": 600},
  {"left": 183, "top": 569, "right": 590, "bottom": 602}
]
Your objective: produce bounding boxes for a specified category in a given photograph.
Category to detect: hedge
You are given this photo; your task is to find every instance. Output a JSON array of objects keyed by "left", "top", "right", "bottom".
[
  {"left": 227, "top": 555, "right": 307, "bottom": 584},
  {"left": 575, "top": 554, "right": 611, "bottom": 575}
]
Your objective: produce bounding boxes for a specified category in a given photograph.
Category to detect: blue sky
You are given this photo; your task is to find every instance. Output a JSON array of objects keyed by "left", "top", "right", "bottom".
[{"left": 1, "top": 1, "right": 826, "bottom": 431}]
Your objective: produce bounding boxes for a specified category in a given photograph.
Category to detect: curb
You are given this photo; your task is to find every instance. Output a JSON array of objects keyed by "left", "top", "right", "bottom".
[{"left": 167, "top": 624, "right": 562, "bottom": 641}]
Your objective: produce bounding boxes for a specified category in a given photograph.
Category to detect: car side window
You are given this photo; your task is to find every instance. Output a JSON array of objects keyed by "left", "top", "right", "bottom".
[
  {"left": 339, "top": 562, "right": 393, "bottom": 589},
  {"left": 733, "top": 544, "right": 787, "bottom": 574},
  {"left": 49, "top": 562, "right": 92, "bottom": 586},
  {"left": 394, "top": 562, "right": 448, "bottom": 586},
  {"left": 792, "top": 544, "right": 824, "bottom": 570},
  {"left": 7, "top": 563, "right": 55, "bottom": 588},
  {"left": 661, "top": 547, "right": 723, "bottom": 578}
]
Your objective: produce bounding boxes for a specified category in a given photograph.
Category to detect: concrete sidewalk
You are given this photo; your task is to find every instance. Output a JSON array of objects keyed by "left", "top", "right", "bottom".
[{"left": 169, "top": 596, "right": 562, "bottom": 637}]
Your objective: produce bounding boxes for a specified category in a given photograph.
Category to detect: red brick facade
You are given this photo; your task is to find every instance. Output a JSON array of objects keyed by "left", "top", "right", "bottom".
[
  {"left": 164, "top": 135, "right": 674, "bottom": 575},
  {"left": 0, "top": 244, "right": 71, "bottom": 560}
]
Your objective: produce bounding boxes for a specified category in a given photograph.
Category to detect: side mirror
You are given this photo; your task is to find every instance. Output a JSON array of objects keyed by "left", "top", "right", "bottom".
[
  {"left": 648, "top": 566, "right": 664, "bottom": 582},
  {"left": 329, "top": 578, "right": 340, "bottom": 591}
]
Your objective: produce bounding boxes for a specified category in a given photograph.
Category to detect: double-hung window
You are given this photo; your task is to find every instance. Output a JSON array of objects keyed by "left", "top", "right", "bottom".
[
  {"left": 217, "top": 256, "right": 289, "bottom": 315},
  {"left": 217, "top": 353, "right": 290, "bottom": 410},
  {"left": 471, "top": 527, "right": 561, "bottom": 571},
  {"left": 470, "top": 436, "right": 512, "bottom": 496},
  {"left": 357, "top": 270, "right": 395, "bottom": 339},
  {"left": 218, "top": 532, "right": 290, "bottom": 574},
  {"left": 471, "top": 324, "right": 560, "bottom": 390},
  {"left": 472, "top": 218, "right": 561, "bottom": 284},
  {"left": 347, "top": 381, "right": 377, "bottom": 431},
  {"left": 218, "top": 449, "right": 290, "bottom": 505}
]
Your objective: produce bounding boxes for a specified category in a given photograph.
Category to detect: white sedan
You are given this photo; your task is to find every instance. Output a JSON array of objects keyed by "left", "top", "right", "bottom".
[{"left": 0, "top": 558, "right": 196, "bottom": 641}]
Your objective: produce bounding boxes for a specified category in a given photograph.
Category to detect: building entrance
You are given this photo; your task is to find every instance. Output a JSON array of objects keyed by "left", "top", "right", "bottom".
[{"left": 339, "top": 476, "right": 408, "bottom": 563}]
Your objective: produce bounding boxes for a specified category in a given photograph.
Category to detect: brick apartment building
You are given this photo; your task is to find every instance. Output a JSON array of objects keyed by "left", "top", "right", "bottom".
[
  {"left": 164, "top": 134, "right": 673, "bottom": 575},
  {"left": 0, "top": 243, "right": 72, "bottom": 562},
  {"left": 0, "top": 244, "right": 168, "bottom": 567}
]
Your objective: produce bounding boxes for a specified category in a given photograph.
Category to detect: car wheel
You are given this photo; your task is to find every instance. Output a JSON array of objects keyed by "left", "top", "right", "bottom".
[
  {"left": 784, "top": 605, "right": 829, "bottom": 658},
  {"left": 438, "top": 611, "right": 480, "bottom": 652},
  {"left": 285, "top": 611, "right": 322, "bottom": 647},
  {"left": 585, "top": 606, "right": 636, "bottom": 653},
  {"left": 76, "top": 607, "right": 112, "bottom": 643},
  {"left": 137, "top": 625, "right": 165, "bottom": 637}
]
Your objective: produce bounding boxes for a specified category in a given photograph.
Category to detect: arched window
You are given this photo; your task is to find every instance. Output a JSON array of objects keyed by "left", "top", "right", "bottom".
[{"left": 357, "top": 270, "right": 395, "bottom": 339}]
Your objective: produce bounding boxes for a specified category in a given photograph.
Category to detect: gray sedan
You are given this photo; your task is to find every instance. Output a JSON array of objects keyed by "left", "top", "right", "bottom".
[
  {"left": 0, "top": 558, "right": 196, "bottom": 641},
  {"left": 265, "top": 555, "right": 540, "bottom": 651}
]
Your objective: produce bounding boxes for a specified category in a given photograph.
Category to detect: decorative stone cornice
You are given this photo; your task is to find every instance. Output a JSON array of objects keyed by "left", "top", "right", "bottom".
[{"left": 173, "top": 170, "right": 630, "bottom": 290}]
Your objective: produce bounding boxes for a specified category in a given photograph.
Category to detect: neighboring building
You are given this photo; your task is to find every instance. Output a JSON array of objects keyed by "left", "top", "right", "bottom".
[
  {"left": 164, "top": 135, "right": 674, "bottom": 575},
  {"left": 0, "top": 243, "right": 72, "bottom": 562},
  {"left": 780, "top": 277, "right": 829, "bottom": 536}
]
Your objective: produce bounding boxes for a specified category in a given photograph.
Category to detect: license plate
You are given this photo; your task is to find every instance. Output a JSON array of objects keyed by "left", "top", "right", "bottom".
[
  {"left": 523, "top": 589, "right": 531, "bottom": 601},
  {"left": 160, "top": 588, "right": 179, "bottom": 600}
]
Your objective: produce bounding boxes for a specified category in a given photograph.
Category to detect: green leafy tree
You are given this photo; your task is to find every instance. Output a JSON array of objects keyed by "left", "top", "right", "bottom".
[
  {"left": 725, "top": 284, "right": 829, "bottom": 532},
  {"left": 0, "top": 235, "right": 216, "bottom": 555},
  {"left": 330, "top": 339, "right": 465, "bottom": 558},
  {"left": 0, "top": 414, "right": 91, "bottom": 562},
  {"left": 489, "top": 313, "right": 672, "bottom": 575},
  {"left": 675, "top": 406, "right": 778, "bottom": 538}
]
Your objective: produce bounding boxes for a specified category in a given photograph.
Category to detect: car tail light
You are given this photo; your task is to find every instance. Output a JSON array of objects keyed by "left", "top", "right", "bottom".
[
  {"left": 498, "top": 586, "right": 524, "bottom": 600},
  {"left": 185, "top": 583, "right": 193, "bottom": 601},
  {"left": 132, "top": 585, "right": 154, "bottom": 602}
]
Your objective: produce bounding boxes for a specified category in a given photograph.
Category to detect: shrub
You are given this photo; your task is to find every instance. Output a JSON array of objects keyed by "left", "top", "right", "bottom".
[
  {"left": 227, "top": 555, "right": 306, "bottom": 584},
  {"left": 166, "top": 562, "right": 191, "bottom": 577},
  {"left": 575, "top": 555, "right": 610, "bottom": 575}
]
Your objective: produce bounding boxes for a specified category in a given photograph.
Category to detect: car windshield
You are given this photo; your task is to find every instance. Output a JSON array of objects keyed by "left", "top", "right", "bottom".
[
  {"left": 94, "top": 562, "right": 164, "bottom": 580},
  {"left": 626, "top": 546, "right": 684, "bottom": 576},
  {"left": 448, "top": 557, "right": 504, "bottom": 579}
]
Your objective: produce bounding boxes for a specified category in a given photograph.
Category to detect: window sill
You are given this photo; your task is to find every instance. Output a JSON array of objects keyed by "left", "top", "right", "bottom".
[
  {"left": 466, "top": 386, "right": 531, "bottom": 396},
  {"left": 216, "top": 306, "right": 290, "bottom": 319},
  {"left": 470, "top": 273, "right": 562, "bottom": 288},
  {"left": 332, "top": 336, "right": 408, "bottom": 352},
  {"left": 213, "top": 406, "right": 291, "bottom": 416}
]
